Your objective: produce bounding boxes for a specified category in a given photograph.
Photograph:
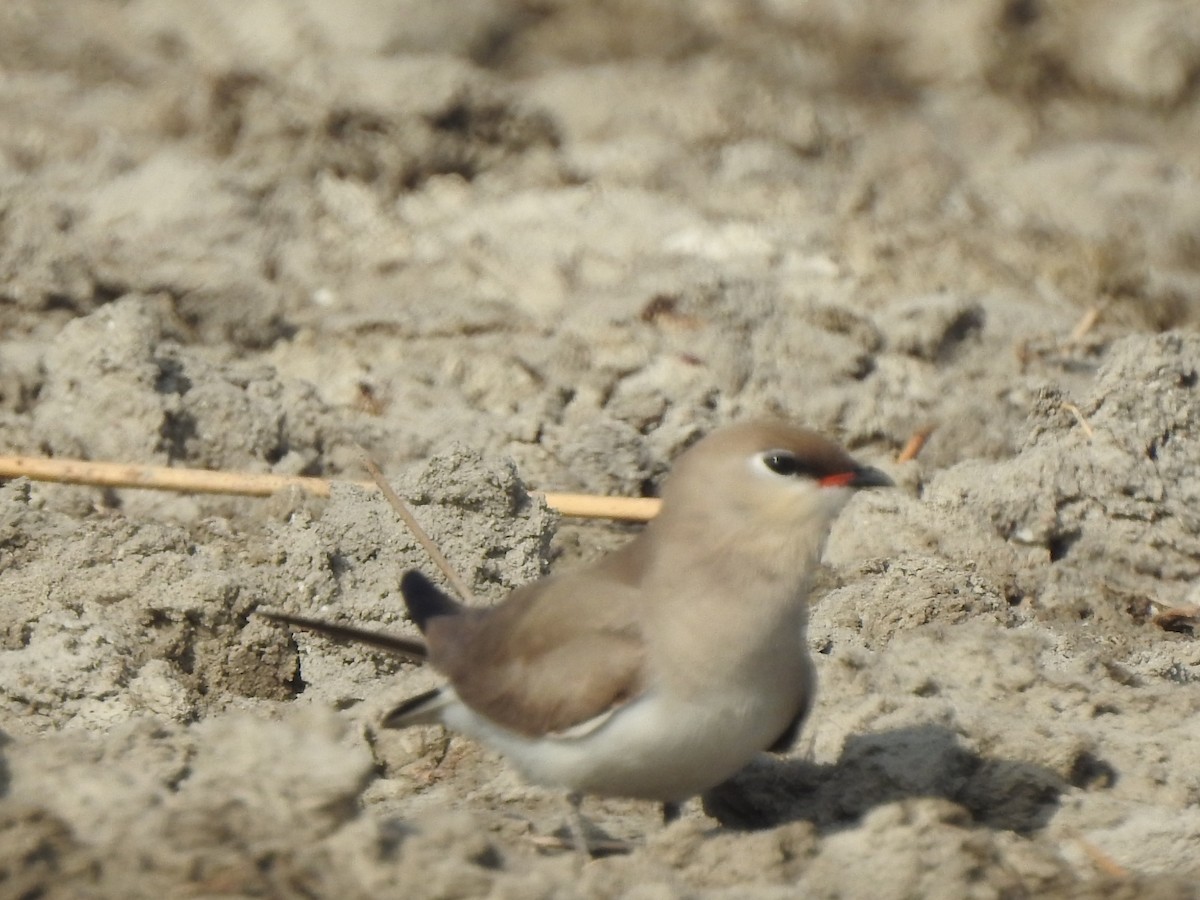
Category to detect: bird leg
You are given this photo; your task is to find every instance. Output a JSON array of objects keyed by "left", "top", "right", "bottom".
[
  {"left": 565, "top": 791, "right": 591, "bottom": 859},
  {"left": 526, "top": 792, "right": 633, "bottom": 857}
]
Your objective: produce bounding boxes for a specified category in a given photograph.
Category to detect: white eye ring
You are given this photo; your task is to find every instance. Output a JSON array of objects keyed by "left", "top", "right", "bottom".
[{"left": 751, "top": 450, "right": 813, "bottom": 480}]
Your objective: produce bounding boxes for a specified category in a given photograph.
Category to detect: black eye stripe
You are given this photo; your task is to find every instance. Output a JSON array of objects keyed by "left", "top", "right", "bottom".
[{"left": 761, "top": 451, "right": 817, "bottom": 479}]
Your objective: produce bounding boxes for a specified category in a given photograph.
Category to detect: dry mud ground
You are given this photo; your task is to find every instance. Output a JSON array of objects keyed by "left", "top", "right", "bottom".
[{"left": 2, "top": 2, "right": 1200, "bottom": 897}]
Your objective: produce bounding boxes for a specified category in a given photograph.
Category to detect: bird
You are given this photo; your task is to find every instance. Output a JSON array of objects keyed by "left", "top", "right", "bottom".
[{"left": 262, "top": 421, "right": 891, "bottom": 843}]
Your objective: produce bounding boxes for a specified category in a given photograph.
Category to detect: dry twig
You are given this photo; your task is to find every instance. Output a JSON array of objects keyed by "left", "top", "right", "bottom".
[
  {"left": 357, "top": 450, "right": 476, "bottom": 604},
  {"left": 1072, "top": 836, "right": 1130, "bottom": 880},
  {"left": 896, "top": 426, "right": 934, "bottom": 463},
  {"left": 1067, "top": 306, "right": 1101, "bottom": 343},
  {"left": 0, "top": 454, "right": 662, "bottom": 522},
  {"left": 1061, "top": 403, "right": 1096, "bottom": 439}
]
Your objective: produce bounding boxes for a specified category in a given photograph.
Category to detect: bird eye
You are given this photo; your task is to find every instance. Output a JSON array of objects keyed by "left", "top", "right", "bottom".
[{"left": 760, "top": 451, "right": 813, "bottom": 479}]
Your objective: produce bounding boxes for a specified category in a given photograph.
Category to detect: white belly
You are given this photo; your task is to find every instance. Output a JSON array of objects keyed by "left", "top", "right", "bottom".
[{"left": 441, "top": 680, "right": 805, "bottom": 802}]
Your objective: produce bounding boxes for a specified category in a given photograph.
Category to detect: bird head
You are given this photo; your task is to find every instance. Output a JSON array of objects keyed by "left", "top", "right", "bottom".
[{"left": 656, "top": 421, "right": 892, "bottom": 556}]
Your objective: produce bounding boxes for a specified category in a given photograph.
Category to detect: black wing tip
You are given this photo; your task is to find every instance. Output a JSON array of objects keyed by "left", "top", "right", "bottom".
[
  {"left": 399, "top": 570, "right": 461, "bottom": 632},
  {"left": 381, "top": 686, "right": 444, "bottom": 729}
]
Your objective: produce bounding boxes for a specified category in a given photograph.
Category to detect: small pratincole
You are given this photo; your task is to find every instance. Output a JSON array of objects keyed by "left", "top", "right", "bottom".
[{"left": 265, "top": 421, "right": 891, "bottom": 837}]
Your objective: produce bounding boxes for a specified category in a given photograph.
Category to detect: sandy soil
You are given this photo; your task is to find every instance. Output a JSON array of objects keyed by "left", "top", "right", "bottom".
[{"left": 2, "top": 1, "right": 1200, "bottom": 897}]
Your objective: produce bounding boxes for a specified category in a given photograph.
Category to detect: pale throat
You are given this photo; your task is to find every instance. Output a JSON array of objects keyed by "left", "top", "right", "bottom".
[{"left": 642, "top": 511, "right": 829, "bottom": 692}]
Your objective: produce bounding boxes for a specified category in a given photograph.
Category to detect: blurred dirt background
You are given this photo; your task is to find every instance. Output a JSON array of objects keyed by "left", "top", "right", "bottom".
[{"left": 1, "top": 1, "right": 1199, "bottom": 897}]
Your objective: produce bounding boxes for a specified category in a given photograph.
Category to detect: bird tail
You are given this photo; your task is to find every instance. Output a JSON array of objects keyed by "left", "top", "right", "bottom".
[
  {"left": 400, "top": 570, "right": 463, "bottom": 633},
  {"left": 257, "top": 611, "right": 428, "bottom": 662}
]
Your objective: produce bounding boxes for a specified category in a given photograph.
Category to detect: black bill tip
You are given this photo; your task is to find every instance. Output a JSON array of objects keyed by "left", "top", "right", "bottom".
[{"left": 849, "top": 464, "right": 893, "bottom": 489}]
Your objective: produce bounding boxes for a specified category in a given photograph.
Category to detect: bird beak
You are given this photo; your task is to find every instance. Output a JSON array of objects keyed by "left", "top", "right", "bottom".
[{"left": 819, "top": 465, "right": 893, "bottom": 490}]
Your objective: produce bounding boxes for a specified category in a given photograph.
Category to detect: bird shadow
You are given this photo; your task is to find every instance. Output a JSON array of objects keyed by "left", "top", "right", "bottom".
[{"left": 701, "top": 724, "right": 1111, "bottom": 836}]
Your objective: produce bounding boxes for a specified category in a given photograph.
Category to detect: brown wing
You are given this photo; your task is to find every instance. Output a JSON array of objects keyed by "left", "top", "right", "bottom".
[{"left": 424, "top": 570, "right": 647, "bottom": 738}]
